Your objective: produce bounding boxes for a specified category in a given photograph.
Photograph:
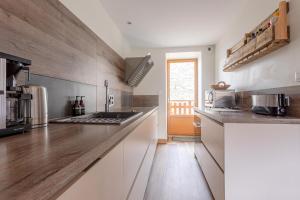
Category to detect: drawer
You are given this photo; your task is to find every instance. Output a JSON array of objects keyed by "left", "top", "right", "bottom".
[
  {"left": 127, "top": 137, "right": 157, "bottom": 200},
  {"left": 196, "top": 143, "right": 224, "bottom": 200},
  {"left": 123, "top": 111, "right": 158, "bottom": 197},
  {"left": 200, "top": 115, "right": 224, "bottom": 170}
]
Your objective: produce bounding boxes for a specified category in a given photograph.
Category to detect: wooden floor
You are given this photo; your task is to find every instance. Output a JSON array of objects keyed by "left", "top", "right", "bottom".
[{"left": 144, "top": 142, "right": 213, "bottom": 200}]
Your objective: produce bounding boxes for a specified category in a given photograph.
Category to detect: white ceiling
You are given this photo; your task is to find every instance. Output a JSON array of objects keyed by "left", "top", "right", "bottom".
[{"left": 99, "top": 0, "right": 248, "bottom": 48}]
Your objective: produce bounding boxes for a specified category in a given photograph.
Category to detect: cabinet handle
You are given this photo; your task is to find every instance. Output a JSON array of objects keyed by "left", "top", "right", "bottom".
[
  {"left": 0, "top": 90, "right": 4, "bottom": 95},
  {"left": 193, "top": 122, "right": 202, "bottom": 128}
]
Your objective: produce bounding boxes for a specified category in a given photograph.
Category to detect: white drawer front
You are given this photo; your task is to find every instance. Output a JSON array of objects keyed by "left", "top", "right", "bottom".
[
  {"left": 201, "top": 115, "right": 224, "bottom": 170},
  {"left": 57, "top": 142, "right": 124, "bottom": 200},
  {"left": 123, "top": 111, "right": 157, "bottom": 197},
  {"left": 127, "top": 138, "right": 157, "bottom": 200},
  {"left": 197, "top": 143, "right": 224, "bottom": 200}
]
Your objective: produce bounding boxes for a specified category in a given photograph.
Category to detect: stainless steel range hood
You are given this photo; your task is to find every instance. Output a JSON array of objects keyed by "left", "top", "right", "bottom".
[{"left": 124, "top": 54, "right": 154, "bottom": 87}]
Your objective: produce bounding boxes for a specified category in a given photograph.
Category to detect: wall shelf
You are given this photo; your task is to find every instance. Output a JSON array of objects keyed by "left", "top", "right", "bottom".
[{"left": 223, "top": 1, "right": 290, "bottom": 72}]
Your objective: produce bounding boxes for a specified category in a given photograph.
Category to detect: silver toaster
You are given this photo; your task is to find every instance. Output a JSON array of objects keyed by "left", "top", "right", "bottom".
[
  {"left": 205, "top": 90, "right": 236, "bottom": 108},
  {"left": 251, "top": 94, "right": 290, "bottom": 116}
]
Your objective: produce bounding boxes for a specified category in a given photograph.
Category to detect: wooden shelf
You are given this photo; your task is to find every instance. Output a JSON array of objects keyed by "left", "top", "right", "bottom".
[{"left": 223, "top": 1, "right": 290, "bottom": 72}]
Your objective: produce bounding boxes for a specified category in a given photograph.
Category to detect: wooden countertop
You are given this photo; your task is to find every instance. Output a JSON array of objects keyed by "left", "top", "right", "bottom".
[
  {"left": 194, "top": 108, "right": 300, "bottom": 125},
  {"left": 0, "top": 107, "right": 157, "bottom": 200}
]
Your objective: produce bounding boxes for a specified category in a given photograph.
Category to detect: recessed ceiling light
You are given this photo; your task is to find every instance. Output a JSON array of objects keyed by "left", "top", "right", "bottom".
[{"left": 127, "top": 21, "right": 132, "bottom": 25}]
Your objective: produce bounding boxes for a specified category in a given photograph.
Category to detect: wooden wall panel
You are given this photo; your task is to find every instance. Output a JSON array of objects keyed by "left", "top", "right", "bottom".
[{"left": 0, "top": 0, "right": 132, "bottom": 109}]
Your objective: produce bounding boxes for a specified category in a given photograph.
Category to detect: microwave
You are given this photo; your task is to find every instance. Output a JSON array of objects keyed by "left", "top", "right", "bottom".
[{"left": 205, "top": 90, "right": 236, "bottom": 108}]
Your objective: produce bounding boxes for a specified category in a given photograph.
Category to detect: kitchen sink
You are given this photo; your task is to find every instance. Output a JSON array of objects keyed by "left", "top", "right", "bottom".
[{"left": 51, "top": 112, "right": 143, "bottom": 125}]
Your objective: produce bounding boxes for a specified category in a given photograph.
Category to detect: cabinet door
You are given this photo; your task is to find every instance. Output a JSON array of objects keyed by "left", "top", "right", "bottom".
[
  {"left": 57, "top": 142, "right": 123, "bottom": 200},
  {"left": 123, "top": 111, "right": 157, "bottom": 197},
  {"left": 127, "top": 112, "right": 158, "bottom": 200},
  {"left": 201, "top": 115, "right": 224, "bottom": 170},
  {"left": 197, "top": 143, "right": 224, "bottom": 200}
]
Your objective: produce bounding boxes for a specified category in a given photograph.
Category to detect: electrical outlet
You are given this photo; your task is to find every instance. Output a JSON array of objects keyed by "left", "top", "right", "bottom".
[
  {"left": 295, "top": 72, "right": 300, "bottom": 82},
  {"left": 109, "top": 95, "right": 114, "bottom": 107}
]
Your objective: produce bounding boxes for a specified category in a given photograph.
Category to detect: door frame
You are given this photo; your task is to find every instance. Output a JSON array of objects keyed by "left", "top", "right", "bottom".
[{"left": 166, "top": 58, "right": 199, "bottom": 136}]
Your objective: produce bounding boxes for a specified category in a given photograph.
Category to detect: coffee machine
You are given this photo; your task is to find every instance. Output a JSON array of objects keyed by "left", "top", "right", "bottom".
[{"left": 0, "top": 52, "right": 32, "bottom": 137}]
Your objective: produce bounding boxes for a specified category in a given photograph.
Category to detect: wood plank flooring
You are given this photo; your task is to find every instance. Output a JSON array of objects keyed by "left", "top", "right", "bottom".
[{"left": 144, "top": 142, "right": 213, "bottom": 200}]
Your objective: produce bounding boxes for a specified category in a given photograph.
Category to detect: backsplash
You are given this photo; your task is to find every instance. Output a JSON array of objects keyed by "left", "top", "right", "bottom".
[
  {"left": 26, "top": 74, "right": 133, "bottom": 119},
  {"left": 236, "top": 85, "right": 300, "bottom": 117},
  {"left": 133, "top": 95, "right": 159, "bottom": 107},
  {"left": 27, "top": 74, "right": 97, "bottom": 119}
]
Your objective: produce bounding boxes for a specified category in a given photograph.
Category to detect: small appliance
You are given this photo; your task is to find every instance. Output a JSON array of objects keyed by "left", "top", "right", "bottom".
[
  {"left": 205, "top": 89, "right": 236, "bottom": 108},
  {"left": 22, "top": 85, "right": 48, "bottom": 128},
  {"left": 0, "top": 52, "right": 32, "bottom": 137},
  {"left": 251, "top": 94, "right": 290, "bottom": 116}
]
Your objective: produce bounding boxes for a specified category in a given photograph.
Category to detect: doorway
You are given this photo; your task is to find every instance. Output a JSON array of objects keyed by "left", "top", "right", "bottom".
[{"left": 167, "top": 59, "right": 200, "bottom": 137}]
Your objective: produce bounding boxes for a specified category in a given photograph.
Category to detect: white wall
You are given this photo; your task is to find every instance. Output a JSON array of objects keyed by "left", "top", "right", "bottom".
[
  {"left": 215, "top": 0, "right": 300, "bottom": 91},
  {"left": 130, "top": 46, "right": 215, "bottom": 139},
  {"left": 60, "top": 0, "right": 131, "bottom": 58}
]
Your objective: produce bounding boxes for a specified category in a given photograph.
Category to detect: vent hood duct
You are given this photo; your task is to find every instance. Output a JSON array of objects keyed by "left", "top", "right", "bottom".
[{"left": 124, "top": 54, "right": 154, "bottom": 87}]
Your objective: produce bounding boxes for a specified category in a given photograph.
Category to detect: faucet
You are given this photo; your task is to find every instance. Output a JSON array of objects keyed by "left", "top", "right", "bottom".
[{"left": 104, "top": 80, "right": 109, "bottom": 112}]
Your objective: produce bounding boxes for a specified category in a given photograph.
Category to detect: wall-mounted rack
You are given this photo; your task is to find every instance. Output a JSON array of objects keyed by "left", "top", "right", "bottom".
[{"left": 223, "top": 1, "right": 290, "bottom": 72}]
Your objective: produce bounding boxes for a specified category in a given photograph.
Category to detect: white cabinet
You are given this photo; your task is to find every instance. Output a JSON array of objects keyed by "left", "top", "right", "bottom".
[
  {"left": 196, "top": 143, "right": 224, "bottom": 200},
  {"left": 57, "top": 141, "right": 124, "bottom": 200},
  {"left": 196, "top": 111, "right": 300, "bottom": 200},
  {"left": 201, "top": 115, "right": 224, "bottom": 170},
  {"left": 195, "top": 113, "right": 224, "bottom": 200},
  {"left": 57, "top": 110, "right": 158, "bottom": 200},
  {"left": 124, "top": 111, "right": 158, "bottom": 198},
  {"left": 127, "top": 113, "right": 158, "bottom": 200}
]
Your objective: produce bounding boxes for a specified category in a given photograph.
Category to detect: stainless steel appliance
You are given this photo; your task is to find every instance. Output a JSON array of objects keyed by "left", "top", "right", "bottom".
[
  {"left": 205, "top": 89, "right": 236, "bottom": 108},
  {"left": 0, "top": 58, "right": 6, "bottom": 130},
  {"left": 251, "top": 94, "right": 290, "bottom": 116},
  {"left": 23, "top": 85, "right": 48, "bottom": 128},
  {"left": 51, "top": 111, "right": 143, "bottom": 125},
  {"left": 0, "top": 52, "right": 32, "bottom": 137},
  {"left": 125, "top": 54, "right": 154, "bottom": 87}
]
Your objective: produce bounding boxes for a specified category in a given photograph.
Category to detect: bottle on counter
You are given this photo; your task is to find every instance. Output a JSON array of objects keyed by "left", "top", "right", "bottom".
[
  {"left": 73, "top": 96, "right": 81, "bottom": 116},
  {"left": 80, "top": 96, "right": 85, "bottom": 115}
]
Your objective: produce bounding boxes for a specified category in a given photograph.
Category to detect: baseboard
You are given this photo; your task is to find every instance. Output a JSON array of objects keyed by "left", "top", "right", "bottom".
[
  {"left": 168, "top": 135, "right": 201, "bottom": 142},
  {"left": 157, "top": 139, "right": 168, "bottom": 144}
]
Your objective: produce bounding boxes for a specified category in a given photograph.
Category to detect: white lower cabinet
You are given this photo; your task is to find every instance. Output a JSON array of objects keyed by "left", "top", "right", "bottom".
[
  {"left": 127, "top": 132, "right": 157, "bottom": 200},
  {"left": 195, "top": 113, "right": 225, "bottom": 200},
  {"left": 57, "top": 110, "right": 158, "bottom": 200},
  {"left": 57, "top": 142, "right": 124, "bottom": 200},
  {"left": 201, "top": 115, "right": 224, "bottom": 170},
  {"left": 196, "top": 112, "right": 300, "bottom": 200},
  {"left": 196, "top": 143, "right": 224, "bottom": 200},
  {"left": 123, "top": 111, "right": 158, "bottom": 198}
]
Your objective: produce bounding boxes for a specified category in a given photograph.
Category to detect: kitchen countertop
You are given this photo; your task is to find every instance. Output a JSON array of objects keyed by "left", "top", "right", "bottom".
[
  {"left": 0, "top": 107, "right": 158, "bottom": 200},
  {"left": 194, "top": 108, "right": 300, "bottom": 125}
]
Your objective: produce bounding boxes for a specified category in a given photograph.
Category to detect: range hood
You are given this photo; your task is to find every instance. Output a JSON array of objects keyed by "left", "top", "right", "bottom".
[{"left": 124, "top": 54, "right": 154, "bottom": 87}]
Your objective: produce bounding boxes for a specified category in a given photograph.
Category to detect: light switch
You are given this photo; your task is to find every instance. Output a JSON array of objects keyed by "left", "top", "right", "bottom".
[{"left": 295, "top": 72, "right": 300, "bottom": 82}]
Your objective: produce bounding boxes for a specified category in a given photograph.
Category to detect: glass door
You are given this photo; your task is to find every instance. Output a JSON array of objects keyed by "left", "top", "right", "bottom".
[{"left": 167, "top": 59, "right": 199, "bottom": 136}]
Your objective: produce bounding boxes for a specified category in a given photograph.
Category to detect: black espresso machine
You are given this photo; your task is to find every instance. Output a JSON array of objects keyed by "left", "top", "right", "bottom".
[{"left": 0, "top": 52, "right": 32, "bottom": 137}]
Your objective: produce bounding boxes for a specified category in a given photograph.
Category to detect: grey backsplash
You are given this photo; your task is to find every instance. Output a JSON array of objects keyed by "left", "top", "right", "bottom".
[
  {"left": 26, "top": 74, "right": 134, "bottom": 119},
  {"left": 27, "top": 74, "right": 97, "bottom": 119},
  {"left": 133, "top": 95, "right": 159, "bottom": 107}
]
